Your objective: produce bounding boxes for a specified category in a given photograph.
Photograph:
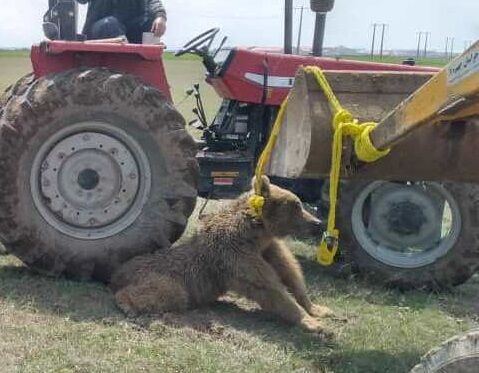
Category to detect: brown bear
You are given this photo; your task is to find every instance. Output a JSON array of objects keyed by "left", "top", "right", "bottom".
[{"left": 110, "top": 176, "right": 333, "bottom": 335}]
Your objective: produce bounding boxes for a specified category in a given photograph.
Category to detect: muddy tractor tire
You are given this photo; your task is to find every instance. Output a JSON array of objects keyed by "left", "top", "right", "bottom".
[
  {"left": 0, "top": 68, "right": 198, "bottom": 281},
  {"left": 338, "top": 180, "right": 479, "bottom": 289},
  {"left": 410, "top": 330, "right": 479, "bottom": 372}
]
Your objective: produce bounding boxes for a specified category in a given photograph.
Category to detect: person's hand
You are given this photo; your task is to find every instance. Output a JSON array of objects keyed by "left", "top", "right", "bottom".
[{"left": 151, "top": 17, "right": 167, "bottom": 38}]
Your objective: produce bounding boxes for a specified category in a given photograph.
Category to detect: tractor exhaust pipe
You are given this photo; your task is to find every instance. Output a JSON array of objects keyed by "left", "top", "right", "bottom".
[
  {"left": 284, "top": 0, "right": 294, "bottom": 54},
  {"left": 312, "top": 13, "right": 327, "bottom": 56},
  {"left": 310, "top": 0, "right": 335, "bottom": 57}
]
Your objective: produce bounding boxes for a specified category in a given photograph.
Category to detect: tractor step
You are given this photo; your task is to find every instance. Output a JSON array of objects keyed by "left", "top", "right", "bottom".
[{"left": 197, "top": 150, "right": 253, "bottom": 199}]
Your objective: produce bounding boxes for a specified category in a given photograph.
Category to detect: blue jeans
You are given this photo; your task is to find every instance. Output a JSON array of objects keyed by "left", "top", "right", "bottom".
[{"left": 89, "top": 16, "right": 152, "bottom": 44}]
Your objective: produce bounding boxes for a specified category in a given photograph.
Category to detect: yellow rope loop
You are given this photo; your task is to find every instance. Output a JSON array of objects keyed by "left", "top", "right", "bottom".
[
  {"left": 303, "top": 66, "right": 391, "bottom": 266},
  {"left": 354, "top": 123, "right": 391, "bottom": 163},
  {"left": 248, "top": 194, "right": 265, "bottom": 218},
  {"left": 249, "top": 95, "right": 291, "bottom": 218},
  {"left": 333, "top": 109, "right": 354, "bottom": 130}
]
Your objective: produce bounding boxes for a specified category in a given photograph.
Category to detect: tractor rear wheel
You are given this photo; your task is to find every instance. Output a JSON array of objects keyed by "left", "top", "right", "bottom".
[
  {"left": 338, "top": 180, "right": 479, "bottom": 289},
  {"left": 0, "top": 68, "right": 198, "bottom": 281},
  {"left": 0, "top": 73, "right": 35, "bottom": 109},
  {"left": 410, "top": 330, "right": 479, "bottom": 372}
]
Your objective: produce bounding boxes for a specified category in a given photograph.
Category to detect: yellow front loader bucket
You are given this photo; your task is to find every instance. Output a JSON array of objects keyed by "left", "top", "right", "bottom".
[{"left": 267, "top": 41, "right": 479, "bottom": 183}]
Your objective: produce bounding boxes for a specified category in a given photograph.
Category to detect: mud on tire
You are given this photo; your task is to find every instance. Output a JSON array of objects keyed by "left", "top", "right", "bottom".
[
  {"left": 410, "top": 330, "right": 479, "bottom": 372},
  {"left": 0, "top": 68, "right": 199, "bottom": 281},
  {"left": 338, "top": 180, "right": 479, "bottom": 289}
]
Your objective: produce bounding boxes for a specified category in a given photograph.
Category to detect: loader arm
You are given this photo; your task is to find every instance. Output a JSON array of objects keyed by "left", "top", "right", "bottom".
[{"left": 371, "top": 41, "right": 479, "bottom": 150}]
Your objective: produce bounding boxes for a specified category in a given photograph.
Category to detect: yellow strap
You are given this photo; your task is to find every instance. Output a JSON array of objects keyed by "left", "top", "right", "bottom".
[
  {"left": 248, "top": 95, "right": 290, "bottom": 217},
  {"left": 303, "top": 66, "right": 390, "bottom": 266},
  {"left": 250, "top": 66, "right": 390, "bottom": 267}
]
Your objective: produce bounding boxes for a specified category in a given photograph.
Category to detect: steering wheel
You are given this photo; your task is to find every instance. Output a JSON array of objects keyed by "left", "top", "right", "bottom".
[{"left": 175, "top": 28, "right": 220, "bottom": 57}]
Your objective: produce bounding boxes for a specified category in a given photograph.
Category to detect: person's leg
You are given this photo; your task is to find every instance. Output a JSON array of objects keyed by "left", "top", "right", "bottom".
[
  {"left": 124, "top": 16, "right": 153, "bottom": 44},
  {"left": 88, "top": 16, "right": 126, "bottom": 40}
]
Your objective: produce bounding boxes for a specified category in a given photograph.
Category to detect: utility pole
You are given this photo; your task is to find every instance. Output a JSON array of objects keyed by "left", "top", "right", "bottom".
[
  {"left": 423, "top": 32, "right": 430, "bottom": 58},
  {"left": 416, "top": 32, "right": 423, "bottom": 59},
  {"left": 445, "top": 37, "right": 450, "bottom": 58},
  {"left": 379, "top": 23, "right": 387, "bottom": 59},
  {"left": 370, "top": 23, "right": 378, "bottom": 60},
  {"left": 296, "top": 6, "right": 304, "bottom": 54},
  {"left": 449, "top": 37, "right": 455, "bottom": 60}
]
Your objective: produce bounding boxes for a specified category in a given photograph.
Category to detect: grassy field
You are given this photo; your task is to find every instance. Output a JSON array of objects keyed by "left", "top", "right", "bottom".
[
  {"left": 340, "top": 55, "right": 449, "bottom": 67},
  {"left": 0, "top": 50, "right": 477, "bottom": 372}
]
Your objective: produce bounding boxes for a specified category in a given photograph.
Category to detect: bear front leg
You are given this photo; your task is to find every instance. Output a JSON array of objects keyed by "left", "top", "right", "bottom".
[
  {"left": 231, "top": 257, "right": 330, "bottom": 336},
  {"left": 263, "top": 240, "right": 333, "bottom": 318}
]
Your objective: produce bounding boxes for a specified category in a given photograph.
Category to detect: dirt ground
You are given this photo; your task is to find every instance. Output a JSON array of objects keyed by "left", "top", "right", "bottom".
[{"left": 0, "top": 52, "right": 478, "bottom": 373}]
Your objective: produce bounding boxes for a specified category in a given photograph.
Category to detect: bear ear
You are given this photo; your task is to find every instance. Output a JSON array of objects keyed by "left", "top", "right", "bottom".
[
  {"left": 261, "top": 175, "right": 271, "bottom": 197},
  {"left": 252, "top": 175, "right": 271, "bottom": 197}
]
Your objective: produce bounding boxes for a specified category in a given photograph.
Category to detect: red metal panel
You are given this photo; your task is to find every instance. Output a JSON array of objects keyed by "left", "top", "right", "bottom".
[
  {"left": 210, "top": 47, "right": 440, "bottom": 105},
  {"left": 31, "top": 41, "right": 171, "bottom": 101}
]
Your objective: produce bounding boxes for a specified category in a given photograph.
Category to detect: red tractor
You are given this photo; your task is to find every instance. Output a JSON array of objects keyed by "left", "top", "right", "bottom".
[{"left": 1, "top": 0, "right": 476, "bottom": 289}]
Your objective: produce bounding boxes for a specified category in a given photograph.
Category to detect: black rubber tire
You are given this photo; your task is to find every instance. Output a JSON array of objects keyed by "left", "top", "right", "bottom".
[
  {"left": 0, "top": 68, "right": 199, "bottom": 281},
  {"left": 0, "top": 73, "right": 34, "bottom": 111},
  {"left": 410, "top": 330, "right": 479, "bottom": 372},
  {"left": 338, "top": 180, "right": 479, "bottom": 289},
  {"left": 0, "top": 73, "right": 35, "bottom": 257}
]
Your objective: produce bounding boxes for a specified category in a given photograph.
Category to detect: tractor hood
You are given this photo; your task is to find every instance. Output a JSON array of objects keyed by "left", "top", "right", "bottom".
[{"left": 207, "top": 47, "right": 439, "bottom": 106}]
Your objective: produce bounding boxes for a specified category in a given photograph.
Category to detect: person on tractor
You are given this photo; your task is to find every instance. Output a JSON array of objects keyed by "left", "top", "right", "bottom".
[{"left": 78, "top": 0, "right": 167, "bottom": 43}]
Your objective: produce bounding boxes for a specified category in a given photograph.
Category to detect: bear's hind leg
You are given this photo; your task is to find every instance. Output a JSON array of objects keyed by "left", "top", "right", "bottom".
[{"left": 115, "top": 274, "right": 188, "bottom": 317}]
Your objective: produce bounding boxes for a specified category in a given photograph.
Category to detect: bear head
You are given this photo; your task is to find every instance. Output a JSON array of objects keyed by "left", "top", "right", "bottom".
[{"left": 253, "top": 176, "right": 324, "bottom": 240}]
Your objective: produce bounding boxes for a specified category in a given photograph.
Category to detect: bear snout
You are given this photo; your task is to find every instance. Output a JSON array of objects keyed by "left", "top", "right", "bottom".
[
  {"left": 306, "top": 214, "right": 325, "bottom": 237},
  {"left": 288, "top": 210, "right": 324, "bottom": 240}
]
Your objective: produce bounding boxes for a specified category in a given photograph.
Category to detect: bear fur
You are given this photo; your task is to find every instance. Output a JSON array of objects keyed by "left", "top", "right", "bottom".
[{"left": 110, "top": 176, "right": 333, "bottom": 334}]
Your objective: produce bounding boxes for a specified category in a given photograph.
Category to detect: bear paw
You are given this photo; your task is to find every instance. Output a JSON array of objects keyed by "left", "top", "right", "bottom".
[
  {"left": 308, "top": 304, "right": 334, "bottom": 319},
  {"left": 300, "top": 316, "right": 333, "bottom": 339}
]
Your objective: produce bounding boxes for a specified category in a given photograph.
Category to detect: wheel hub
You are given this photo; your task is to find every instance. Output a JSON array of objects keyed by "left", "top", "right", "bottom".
[
  {"left": 368, "top": 183, "right": 444, "bottom": 250},
  {"left": 31, "top": 122, "right": 151, "bottom": 239},
  {"left": 351, "top": 181, "right": 461, "bottom": 269},
  {"left": 77, "top": 169, "right": 100, "bottom": 190},
  {"left": 386, "top": 200, "right": 427, "bottom": 236}
]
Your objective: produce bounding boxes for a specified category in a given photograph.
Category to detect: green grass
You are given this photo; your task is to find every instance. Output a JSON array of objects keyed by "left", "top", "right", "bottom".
[
  {"left": 0, "top": 49, "right": 30, "bottom": 58},
  {"left": 0, "top": 239, "right": 477, "bottom": 372},
  {"left": 0, "top": 52, "right": 478, "bottom": 373},
  {"left": 339, "top": 54, "right": 449, "bottom": 67}
]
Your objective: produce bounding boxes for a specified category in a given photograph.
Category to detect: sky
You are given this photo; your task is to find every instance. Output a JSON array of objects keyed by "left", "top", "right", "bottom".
[{"left": 0, "top": 0, "right": 477, "bottom": 52}]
